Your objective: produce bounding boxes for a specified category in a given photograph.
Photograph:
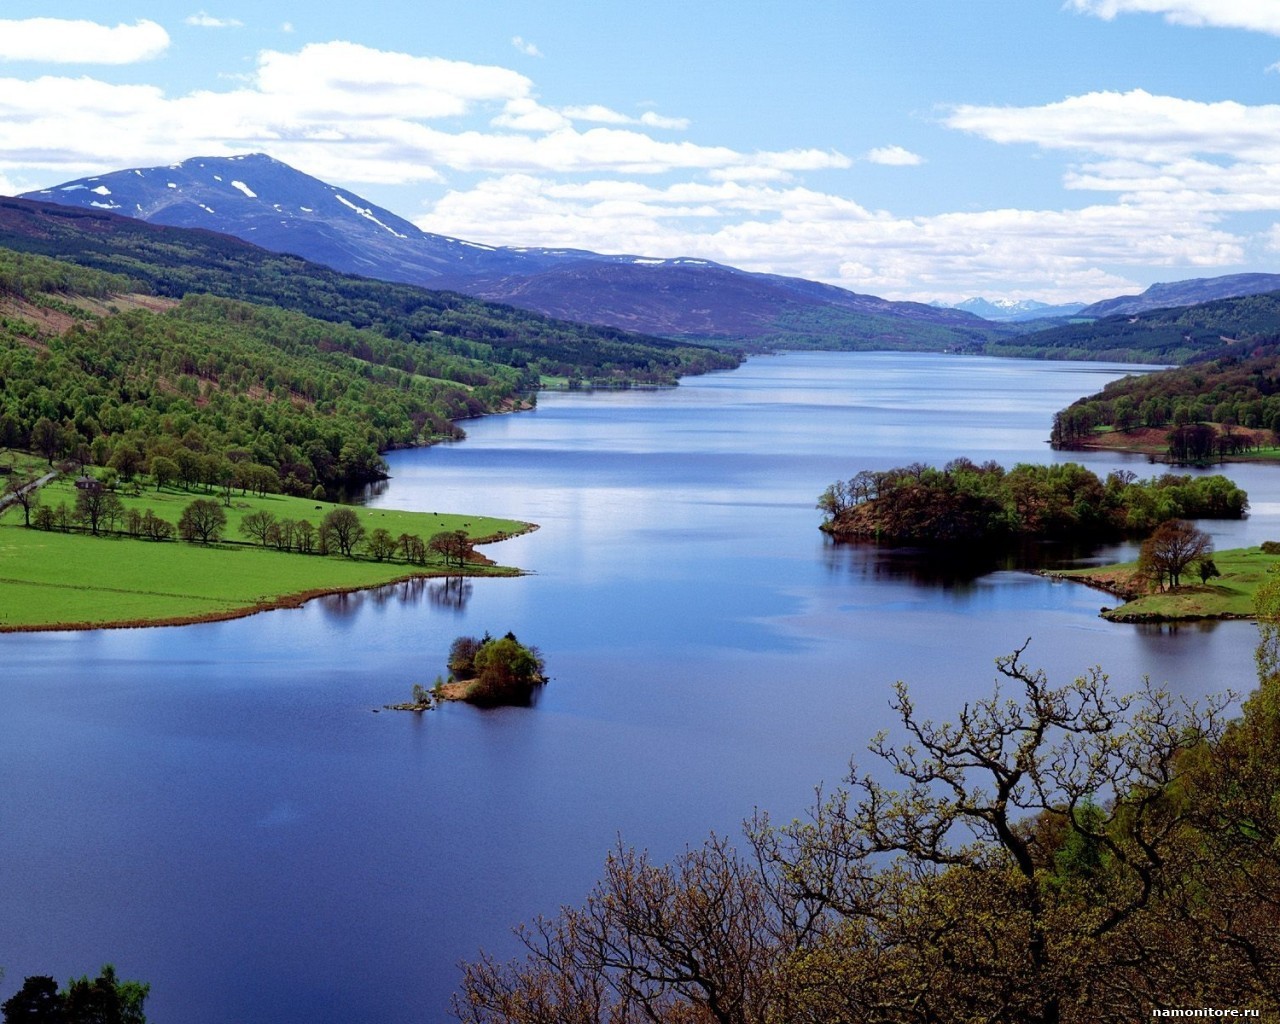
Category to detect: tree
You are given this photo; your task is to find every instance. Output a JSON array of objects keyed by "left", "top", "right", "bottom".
[
  {"left": 177, "top": 498, "right": 227, "bottom": 544},
  {"left": 1138, "top": 518, "right": 1211, "bottom": 590},
  {"left": 30, "top": 417, "right": 61, "bottom": 466},
  {"left": 239, "top": 509, "right": 277, "bottom": 546},
  {"left": 4, "top": 473, "right": 40, "bottom": 527},
  {"left": 455, "top": 645, "right": 1238, "bottom": 1024},
  {"left": 2, "top": 965, "right": 149, "bottom": 1024},
  {"left": 74, "top": 486, "right": 123, "bottom": 537},
  {"left": 1, "top": 975, "right": 62, "bottom": 1024},
  {"left": 1196, "top": 557, "right": 1221, "bottom": 584},
  {"left": 149, "top": 455, "right": 178, "bottom": 491},
  {"left": 294, "top": 518, "right": 316, "bottom": 554},
  {"left": 320, "top": 507, "right": 364, "bottom": 556},
  {"left": 429, "top": 529, "right": 472, "bottom": 568},
  {"left": 366, "top": 527, "right": 397, "bottom": 561},
  {"left": 140, "top": 509, "right": 174, "bottom": 542},
  {"left": 467, "top": 635, "right": 546, "bottom": 705},
  {"left": 62, "top": 965, "right": 149, "bottom": 1024}
]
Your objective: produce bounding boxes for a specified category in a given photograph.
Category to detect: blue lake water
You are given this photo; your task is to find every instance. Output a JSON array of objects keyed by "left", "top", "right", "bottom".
[{"left": 1, "top": 351, "right": 1274, "bottom": 1022}]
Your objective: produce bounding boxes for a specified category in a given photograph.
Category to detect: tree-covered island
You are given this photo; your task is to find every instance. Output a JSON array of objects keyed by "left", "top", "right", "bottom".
[
  {"left": 390, "top": 632, "right": 547, "bottom": 710},
  {"left": 818, "top": 459, "right": 1247, "bottom": 544}
]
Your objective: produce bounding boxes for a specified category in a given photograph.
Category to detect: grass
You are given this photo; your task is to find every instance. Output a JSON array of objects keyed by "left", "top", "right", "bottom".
[
  {"left": 0, "top": 476, "right": 531, "bottom": 631},
  {"left": 0, "top": 448, "right": 47, "bottom": 478},
  {"left": 1053, "top": 545, "right": 1280, "bottom": 622}
]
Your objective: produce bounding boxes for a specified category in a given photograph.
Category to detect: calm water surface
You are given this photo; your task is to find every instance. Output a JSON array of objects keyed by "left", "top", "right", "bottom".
[{"left": 1, "top": 352, "right": 1273, "bottom": 1022}]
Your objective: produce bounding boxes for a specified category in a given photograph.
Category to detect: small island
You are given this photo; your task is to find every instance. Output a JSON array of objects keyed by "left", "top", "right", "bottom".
[
  {"left": 390, "top": 632, "right": 547, "bottom": 711},
  {"left": 818, "top": 459, "right": 1247, "bottom": 544}
]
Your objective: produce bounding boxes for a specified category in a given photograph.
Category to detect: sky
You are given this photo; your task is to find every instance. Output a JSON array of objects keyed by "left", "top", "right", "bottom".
[{"left": 1, "top": 1, "right": 1279, "bottom": 304}]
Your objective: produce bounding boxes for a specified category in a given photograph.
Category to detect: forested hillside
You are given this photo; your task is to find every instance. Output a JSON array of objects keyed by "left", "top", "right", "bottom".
[
  {"left": 1, "top": 249, "right": 533, "bottom": 494},
  {"left": 0, "top": 198, "right": 739, "bottom": 386},
  {"left": 1051, "top": 343, "right": 1280, "bottom": 454},
  {"left": 988, "top": 290, "right": 1280, "bottom": 363}
]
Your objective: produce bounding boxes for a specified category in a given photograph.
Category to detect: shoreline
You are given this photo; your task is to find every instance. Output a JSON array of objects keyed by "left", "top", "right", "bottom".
[
  {"left": 0, "top": 522, "right": 538, "bottom": 634},
  {"left": 1039, "top": 545, "right": 1275, "bottom": 623},
  {"left": 0, "top": 567, "right": 526, "bottom": 635}
]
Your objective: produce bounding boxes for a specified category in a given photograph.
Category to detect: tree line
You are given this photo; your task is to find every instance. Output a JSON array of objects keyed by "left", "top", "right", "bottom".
[
  {"left": 7, "top": 476, "right": 476, "bottom": 566},
  {"left": 818, "top": 459, "right": 1247, "bottom": 543},
  {"left": 1051, "top": 342, "right": 1280, "bottom": 461}
]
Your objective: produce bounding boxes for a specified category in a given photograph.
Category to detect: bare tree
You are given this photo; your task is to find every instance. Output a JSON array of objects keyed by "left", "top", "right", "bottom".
[{"left": 1138, "top": 518, "right": 1211, "bottom": 590}]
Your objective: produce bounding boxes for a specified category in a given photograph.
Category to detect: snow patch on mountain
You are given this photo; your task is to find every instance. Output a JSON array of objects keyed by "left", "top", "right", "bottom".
[
  {"left": 231, "top": 180, "right": 257, "bottom": 199},
  {"left": 333, "top": 193, "right": 407, "bottom": 238}
]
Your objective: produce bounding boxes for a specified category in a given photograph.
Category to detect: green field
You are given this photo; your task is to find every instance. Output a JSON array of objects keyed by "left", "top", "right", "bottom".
[
  {"left": 0, "top": 478, "right": 530, "bottom": 630},
  {"left": 1054, "top": 545, "right": 1280, "bottom": 622}
]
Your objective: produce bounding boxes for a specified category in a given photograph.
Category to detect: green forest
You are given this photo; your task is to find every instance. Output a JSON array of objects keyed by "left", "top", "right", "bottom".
[
  {"left": 0, "top": 199, "right": 739, "bottom": 386},
  {"left": 987, "top": 289, "right": 1280, "bottom": 363},
  {"left": 1051, "top": 342, "right": 1280, "bottom": 456},
  {"left": 818, "top": 459, "right": 1247, "bottom": 543},
  {"left": 0, "top": 239, "right": 734, "bottom": 495}
]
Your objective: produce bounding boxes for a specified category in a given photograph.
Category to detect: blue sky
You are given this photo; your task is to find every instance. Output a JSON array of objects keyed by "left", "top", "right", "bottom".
[{"left": 2, "top": 1, "right": 1279, "bottom": 303}]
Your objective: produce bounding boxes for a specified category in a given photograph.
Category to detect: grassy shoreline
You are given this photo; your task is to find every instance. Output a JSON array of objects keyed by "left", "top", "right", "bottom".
[
  {"left": 0, "top": 477, "right": 532, "bottom": 632},
  {"left": 1043, "top": 545, "right": 1279, "bottom": 622}
]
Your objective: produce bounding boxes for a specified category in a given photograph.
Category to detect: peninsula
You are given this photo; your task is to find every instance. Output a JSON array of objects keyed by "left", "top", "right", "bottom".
[{"left": 0, "top": 472, "right": 532, "bottom": 632}]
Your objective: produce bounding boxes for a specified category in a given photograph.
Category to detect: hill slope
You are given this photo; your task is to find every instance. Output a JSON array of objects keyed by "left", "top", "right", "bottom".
[
  {"left": 23, "top": 154, "right": 1004, "bottom": 350},
  {"left": 1079, "top": 273, "right": 1280, "bottom": 318},
  {"left": 0, "top": 195, "right": 738, "bottom": 386},
  {"left": 988, "top": 290, "right": 1280, "bottom": 364}
]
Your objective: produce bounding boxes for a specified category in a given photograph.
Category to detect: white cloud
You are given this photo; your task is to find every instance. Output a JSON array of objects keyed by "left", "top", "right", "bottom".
[
  {"left": 640, "top": 111, "right": 690, "bottom": 131},
  {"left": 1067, "top": 0, "right": 1280, "bottom": 35},
  {"left": 0, "top": 18, "right": 169, "bottom": 64},
  {"left": 562, "top": 105, "right": 690, "bottom": 131},
  {"left": 185, "top": 12, "right": 244, "bottom": 29},
  {"left": 865, "top": 145, "right": 924, "bottom": 166},
  {"left": 0, "top": 43, "right": 847, "bottom": 186},
  {"left": 511, "top": 36, "right": 543, "bottom": 57},
  {"left": 412, "top": 173, "right": 1235, "bottom": 303},
  {"left": 947, "top": 89, "right": 1280, "bottom": 162}
]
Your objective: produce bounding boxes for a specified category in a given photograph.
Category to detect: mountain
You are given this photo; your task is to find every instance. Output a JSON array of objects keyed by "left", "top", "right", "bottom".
[
  {"left": 986, "top": 288, "right": 1280, "bottom": 364},
  {"left": 21, "top": 153, "right": 1004, "bottom": 351},
  {"left": 0, "top": 194, "right": 740, "bottom": 386},
  {"left": 1079, "top": 273, "right": 1280, "bottom": 318},
  {"left": 20, "top": 152, "right": 540, "bottom": 284},
  {"left": 948, "top": 297, "right": 1087, "bottom": 322}
]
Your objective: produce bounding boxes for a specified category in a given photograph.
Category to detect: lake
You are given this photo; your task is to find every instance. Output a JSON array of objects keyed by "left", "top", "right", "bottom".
[{"left": 0, "top": 351, "right": 1273, "bottom": 1023}]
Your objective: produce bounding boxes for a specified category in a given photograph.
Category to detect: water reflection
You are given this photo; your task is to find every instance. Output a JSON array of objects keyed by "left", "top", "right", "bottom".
[
  {"left": 822, "top": 535, "right": 1127, "bottom": 591},
  {"left": 310, "top": 575, "right": 474, "bottom": 620},
  {"left": 428, "top": 575, "right": 473, "bottom": 613}
]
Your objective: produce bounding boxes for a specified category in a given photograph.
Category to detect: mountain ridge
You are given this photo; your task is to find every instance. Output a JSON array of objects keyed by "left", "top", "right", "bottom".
[{"left": 22, "top": 153, "right": 1004, "bottom": 350}]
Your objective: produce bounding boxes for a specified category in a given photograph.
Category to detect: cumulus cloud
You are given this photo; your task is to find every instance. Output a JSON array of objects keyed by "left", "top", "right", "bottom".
[
  {"left": 946, "top": 89, "right": 1280, "bottom": 221},
  {"left": 186, "top": 12, "right": 244, "bottom": 28},
  {"left": 1067, "top": 0, "right": 1280, "bottom": 35},
  {"left": 947, "top": 89, "right": 1280, "bottom": 161},
  {"left": 0, "top": 18, "right": 169, "bottom": 64},
  {"left": 0, "top": 36, "right": 1256, "bottom": 304},
  {"left": 511, "top": 36, "right": 543, "bottom": 57},
  {"left": 411, "top": 173, "right": 1235, "bottom": 303},
  {"left": 0, "top": 42, "right": 846, "bottom": 186},
  {"left": 865, "top": 145, "right": 924, "bottom": 166}
]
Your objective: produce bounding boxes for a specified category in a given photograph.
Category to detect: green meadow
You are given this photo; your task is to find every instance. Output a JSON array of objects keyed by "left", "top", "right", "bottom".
[
  {"left": 1055, "top": 544, "right": 1280, "bottom": 622},
  {"left": 0, "top": 478, "right": 529, "bottom": 631}
]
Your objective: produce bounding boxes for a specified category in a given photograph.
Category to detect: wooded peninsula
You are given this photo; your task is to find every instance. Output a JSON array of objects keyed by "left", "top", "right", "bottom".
[{"left": 818, "top": 459, "right": 1247, "bottom": 543}]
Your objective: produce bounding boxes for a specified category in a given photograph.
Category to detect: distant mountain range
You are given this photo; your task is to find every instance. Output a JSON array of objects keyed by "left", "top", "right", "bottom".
[
  {"left": 21, "top": 153, "right": 1001, "bottom": 351},
  {"left": 945, "top": 297, "right": 1087, "bottom": 323},
  {"left": 1078, "top": 273, "right": 1280, "bottom": 318}
]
